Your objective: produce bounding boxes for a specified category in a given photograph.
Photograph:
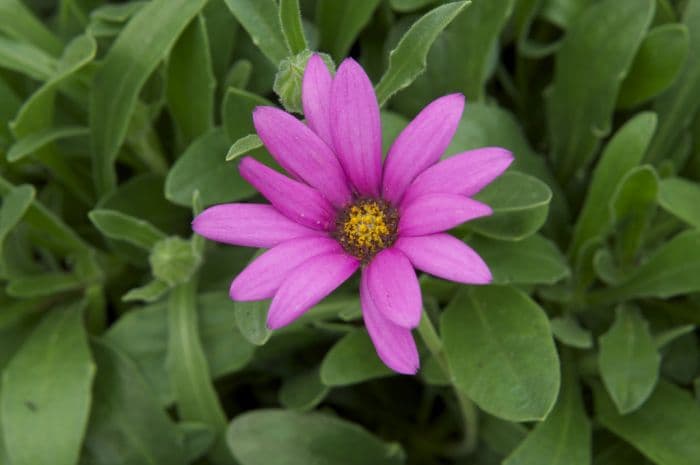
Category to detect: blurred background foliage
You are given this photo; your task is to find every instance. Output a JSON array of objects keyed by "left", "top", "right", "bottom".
[{"left": 1, "top": 0, "right": 700, "bottom": 464}]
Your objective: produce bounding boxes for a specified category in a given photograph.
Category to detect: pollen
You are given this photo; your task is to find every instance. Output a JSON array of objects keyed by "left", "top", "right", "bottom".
[{"left": 335, "top": 199, "right": 398, "bottom": 262}]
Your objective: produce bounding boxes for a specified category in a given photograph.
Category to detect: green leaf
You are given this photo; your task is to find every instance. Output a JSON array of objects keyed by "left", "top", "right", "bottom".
[
  {"left": 166, "top": 15, "right": 215, "bottom": 146},
  {"left": 0, "top": 185, "right": 34, "bottom": 252},
  {"left": 279, "top": 368, "right": 329, "bottom": 411},
  {"left": 222, "top": 87, "right": 272, "bottom": 143},
  {"left": 180, "top": 422, "right": 217, "bottom": 463},
  {"left": 279, "top": 0, "right": 308, "bottom": 55},
  {"left": 7, "top": 126, "right": 89, "bottom": 162},
  {"left": 0, "top": 36, "right": 55, "bottom": 81},
  {"left": 467, "top": 171, "right": 552, "bottom": 241},
  {"left": 550, "top": 315, "right": 593, "bottom": 349},
  {"left": 609, "top": 165, "right": 658, "bottom": 265},
  {"left": 225, "top": 133, "right": 264, "bottom": 161},
  {"left": 468, "top": 234, "right": 569, "bottom": 285},
  {"left": 1, "top": 304, "right": 95, "bottom": 465},
  {"left": 82, "top": 339, "right": 187, "bottom": 465},
  {"left": 316, "top": 0, "right": 382, "bottom": 61},
  {"left": 0, "top": 0, "right": 63, "bottom": 56},
  {"left": 90, "top": 0, "right": 208, "bottom": 195},
  {"left": 442, "top": 286, "right": 560, "bottom": 421},
  {"left": 223, "top": 0, "right": 288, "bottom": 64},
  {"left": 375, "top": 1, "right": 469, "bottom": 106},
  {"left": 166, "top": 129, "right": 256, "bottom": 207},
  {"left": 89, "top": 209, "right": 167, "bottom": 250},
  {"left": 612, "top": 230, "right": 700, "bottom": 299},
  {"left": 655, "top": 324, "right": 695, "bottom": 349},
  {"left": 504, "top": 356, "right": 590, "bottom": 465},
  {"left": 647, "top": 0, "right": 700, "bottom": 164},
  {"left": 618, "top": 24, "right": 689, "bottom": 108},
  {"left": 234, "top": 299, "right": 272, "bottom": 346},
  {"left": 123, "top": 279, "right": 170, "bottom": 303},
  {"left": 107, "top": 292, "right": 255, "bottom": 405},
  {"left": 658, "top": 177, "right": 700, "bottom": 229},
  {"left": 599, "top": 306, "right": 660, "bottom": 414},
  {"left": 227, "top": 409, "right": 404, "bottom": 465},
  {"left": 389, "top": 0, "right": 438, "bottom": 12},
  {"left": 570, "top": 112, "right": 657, "bottom": 259},
  {"left": 594, "top": 381, "right": 700, "bottom": 465},
  {"left": 548, "top": 0, "right": 654, "bottom": 181},
  {"left": 6, "top": 272, "right": 83, "bottom": 298},
  {"left": 320, "top": 330, "right": 392, "bottom": 386}
]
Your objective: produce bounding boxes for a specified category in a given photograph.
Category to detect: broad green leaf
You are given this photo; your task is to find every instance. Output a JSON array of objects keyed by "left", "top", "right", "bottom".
[
  {"left": 166, "top": 129, "right": 256, "bottom": 207},
  {"left": 611, "top": 230, "right": 700, "bottom": 299},
  {"left": 609, "top": 165, "right": 658, "bottom": 266},
  {"left": 594, "top": 440, "right": 652, "bottom": 465},
  {"left": 548, "top": 0, "right": 654, "bottom": 181},
  {"left": 449, "top": 0, "right": 514, "bottom": 101},
  {"left": 320, "top": 330, "right": 392, "bottom": 386},
  {"left": 317, "top": 0, "right": 381, "bottom": 61},
  {"left": 6, "top": 272, "right": 83, "bottom": 298},
  {"left": 90, "top": 2, "right": 148, "bottom": 23},
  {"left": 618, "top": 24, "right": 689, "bottom": 108},
  {"left": 204, "top": 0, "right": 239, "bottom": 86},
  {"left": 227, "top": 409, "right": 404, "bottom": 465},
  {"left": 123, "top": 279, "right": 170, "bottom": 303},
  {"left": 504, "top": 357, "right": 590, "bottom": 465},
  {"left": 389, "top": 0, "right": 438, "bottom": 12},
  {"left": 279, "top": 368, "right": 329, "bottom": 411},
  {"left": 82, "top": 339, "right": 187, "bottom": 465},
  {"left": 222, "top": 87, "right": 272, "bottom": 143},
  {"left": 225, "top": 133, "right": 263, "bottom": 161},
  {"left": 570, "top": 112, "right": 657, "bottom": 258},
  {"left": 7, "top": 126, "right": 89, "bottom": 162},
  {"left": 224, "top": 59, "right": 254, "bottom": 90},
  {"left": 89, "top": 209, "right": 167, "bottom": 250},
  {"left": 442, "top": 286, "right": 560, "bottom": 421},
  {"left": 480, "top": 414, "right": 527, "bottom": 457},
  {"left": 90, "top": 0, "right": 208, "bottom": 195},
  {"left": 223, "top": 0, "right": 288, "bottom": 64},
  {"left": 375, "top": 1, "right": 468, "bottom": 106},
  {"left": 468, "top": 234, "right": 569, "bottom": 284},
  {"left": 658, "top": 177, "right": 700, "bottom": 229},
  {"left": 655, "top": 324, "right": 695, "bottom": 349},
  {"left": 167, "top": 15, "right": 215, "bottom": 146},
  {"left": 647, "top": 0, "right": 700, "bottom": 164},
  {"left": 234, "top": 299, "right": 271, "bottom": 346},
  {"left": 594, "top": 381, "right": 700, "bottom": 465},
  {"left": 550, "top": 315, "right": 593, "bottom": 349},
  {"left": 467, "top": 171, "right": 552, "bottom": 241},
  {"left": 180, "top": 422, "right": 217, "bottom": 463},
  {"left": 0, "top": 185, "right": 34, "bottom": 252},
  {"left": 0, "top": 176, "right": 93, "bottom": 256},
  {"left": 1, "top": 304, "right": 95, "bottom": 465},
  {"left": 0, "top": 0, "right": 62, "bottom": 56},
  {"left": 0, "top": 36, "right": 55, "bottom": 81},
  {"left": 279, "top": 0, "right": 307, "bottom": 55},
  {"left": 599, "top": 306, "right": 660, "bottom": 414},
  {"left": 107, "top": 291, "right": 255, "bottom": 405}
]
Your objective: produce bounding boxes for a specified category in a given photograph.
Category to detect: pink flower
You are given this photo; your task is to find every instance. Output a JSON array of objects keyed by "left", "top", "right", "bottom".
[{"left": 192, "top": 55, "right": 513, "bottom": 374}]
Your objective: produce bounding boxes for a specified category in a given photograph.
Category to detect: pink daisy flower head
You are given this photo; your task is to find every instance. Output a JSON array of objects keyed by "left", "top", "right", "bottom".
[{"left": 192, "top": 55, "right": 513, "bottom": 374}]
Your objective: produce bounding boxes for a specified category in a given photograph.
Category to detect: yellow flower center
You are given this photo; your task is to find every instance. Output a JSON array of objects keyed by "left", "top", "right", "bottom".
[{"left": 335, "top": 199, "right": 398, "bottom": 262}]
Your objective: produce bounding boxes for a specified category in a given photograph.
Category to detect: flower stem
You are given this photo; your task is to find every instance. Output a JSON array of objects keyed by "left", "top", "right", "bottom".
[{"left": 417, "top": 311, "right": 479, "bottom": 455}]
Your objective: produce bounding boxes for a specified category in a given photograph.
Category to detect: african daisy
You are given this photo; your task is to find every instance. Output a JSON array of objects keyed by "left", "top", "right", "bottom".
[{"left": 192, "top": 55, "right": 513, "bottom": 374}]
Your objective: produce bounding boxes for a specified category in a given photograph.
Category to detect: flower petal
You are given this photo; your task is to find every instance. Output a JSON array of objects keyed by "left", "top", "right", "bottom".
[
  {"left": 253, "top": 106, "right": 352, "bottom": 207},
  {"left": 192, "top": 203, "right": 319, "bottom": 247},
  {"left": 366, "top": 248, "right": 422, "bottom": 328},
  {"left": 402, "top": 147, "right": 513, "bottom": 205},
  {"left": 330, "top": 58, "right": 382, "bottom": 196},
  {"left": 302, "top": 54, "right": 334, "bottom": 147},
  {"left": 230, "top": 236, "right": 343, "bottom": 301},
  {"left": 239, "top": 157, "right": 336, "bottom": 230},
  {"left": 394, "top": 233, "right": 491, "bottom": 284},
  {"left": 382, "top": 94, "right": 465, "bottom": 204},
  {"left": 399, "top": 194, "right": 492, "bottom": 236},
  {"left": 360, "top": 270, "right": 419, "bottom": 374},
  {"left": 266, "top": 252, "right": 359, "bottom": 329}
]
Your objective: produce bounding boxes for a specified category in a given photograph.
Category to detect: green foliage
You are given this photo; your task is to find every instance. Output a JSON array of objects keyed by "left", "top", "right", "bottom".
[{"left": 1, "top": 0, "right": 700, "bottom": 463}]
